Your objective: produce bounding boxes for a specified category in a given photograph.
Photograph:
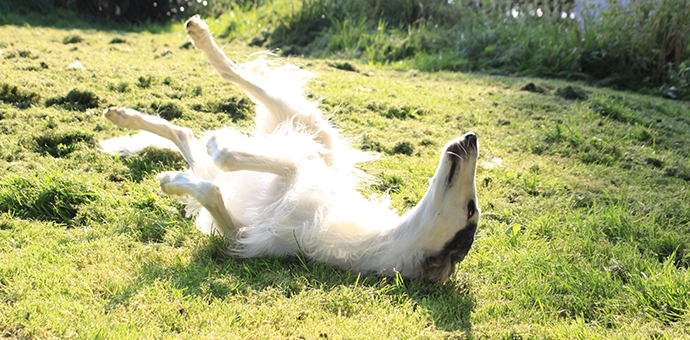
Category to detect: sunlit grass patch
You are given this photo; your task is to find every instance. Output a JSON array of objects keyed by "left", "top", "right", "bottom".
[
  {"left": 0, "top": 171, "right": 98, "bottom": 225},
  {"left": 0, "top": 15, "right": 687, "bottom": 339}
]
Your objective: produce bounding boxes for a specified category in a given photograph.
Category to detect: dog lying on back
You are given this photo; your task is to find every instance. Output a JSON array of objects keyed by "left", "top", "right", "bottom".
[{"left": 100, "top": 15, "right": 480, "bottom": 283}]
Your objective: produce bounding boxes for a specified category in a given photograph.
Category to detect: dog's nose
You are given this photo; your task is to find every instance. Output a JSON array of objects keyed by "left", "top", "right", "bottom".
[
  {"left": 461, "top": 132, "right": 477, "bottom": 149},
  {"left": 446, "top": 132, "right": 478, "bottom": 157}
]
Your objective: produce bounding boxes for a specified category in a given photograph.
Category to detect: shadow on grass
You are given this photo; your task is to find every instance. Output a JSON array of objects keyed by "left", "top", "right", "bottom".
[
  {"left": 108, "top": 237, "right": 475, "bottom": 335},
  {"left": 120, "top": 147, "right": 188, "bottom": 182},
  {"left": 0, "top": 9, "right": 178, "bottom": 33}
]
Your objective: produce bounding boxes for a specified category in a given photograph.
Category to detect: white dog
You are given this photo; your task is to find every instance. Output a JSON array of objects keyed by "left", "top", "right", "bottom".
[{"left": 100, "top": 15, "right": 480, "bottom": 283}]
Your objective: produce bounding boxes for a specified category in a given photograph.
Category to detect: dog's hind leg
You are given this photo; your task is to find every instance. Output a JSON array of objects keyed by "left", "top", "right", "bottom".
[
  {"left": 157, "top": 171, "right": 236, "bottom": 237},
  {"left": 205, "top": 134, "right": 301, "bottom": 176},
  {"left": 184, "top": 15, "right": 337, "bottom": 163},
  {"left": 103, "top": 107, "right": 216, "bottom": 177}
]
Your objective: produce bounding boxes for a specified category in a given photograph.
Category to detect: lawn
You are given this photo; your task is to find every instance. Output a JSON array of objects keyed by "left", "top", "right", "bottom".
[{"left": 0, "top": 14, "right": 689, "bottom": 339}]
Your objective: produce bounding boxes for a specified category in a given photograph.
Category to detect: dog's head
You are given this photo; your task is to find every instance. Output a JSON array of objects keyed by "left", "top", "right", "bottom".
[{"left": 417, "top": 132, "right": 480, "bottom": 283}]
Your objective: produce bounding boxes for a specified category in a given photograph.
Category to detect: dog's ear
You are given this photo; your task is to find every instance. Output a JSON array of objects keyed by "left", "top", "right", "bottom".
[{"left": 421, "top": 221, "right": 478, "bottom": 282}]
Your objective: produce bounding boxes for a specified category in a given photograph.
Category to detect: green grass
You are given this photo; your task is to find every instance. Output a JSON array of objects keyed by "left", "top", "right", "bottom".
[
  {"left": 0, "top": 15, "right": 689, "bottom": 339},
  {"left": 3, "top": 0, "right": 689, "bottom": 99}
]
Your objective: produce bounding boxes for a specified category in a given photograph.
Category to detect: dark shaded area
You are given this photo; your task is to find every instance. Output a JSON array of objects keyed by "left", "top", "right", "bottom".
[
  {"left": 210, "top": 96, "right": 255, "bottom": 122},
  {"left": 360, "top": 133, "right": 382, "bottom": 152},
  {"left": 102, "top": 238, "right": 475, "bottom": 335},
  {"left": 63, "top": 34, "right": 83, "bottom": 44},
  {"left": 121, "top": 147, "right": 188, "bottom": 182},
  {"left": 45, "top": 89, "right": 100, "bottom": 111},
  {"left": 555, "top": 85, "right": 589, "bottom": 100},
  {"left": 367, "top": 102, "right": 426, "bottom": 120},
  {"left": 34, "top": 130, "right": 96, "bottom": 157},
  {"left": 0, "top": 83, "right": 41, "bottom": 109},
  {"left": 520, "top": 82, "right": 547, "bottom": 94},
  {"left": 151, "top": 101, "right": 184, "bottom": 121},
  {"left": 391, "top": 141, "right": 415, "bottom": 156},
  {"left": 2, "top": 0, "right": 688, "bottom": 100},
  {"left": 0, "top": 174, "right": 97, "bottom": 225},
  {"left": 108, "top": 37, "right": 127, "bottom": 44},
  {"left": 328, "top": 61, "right": 358, "bottom": 72},
  {"left": 422, "top": 222, "right": 477, "bottom": 283},
  {"left": 374, "top": 174, "right": 404, "bottom": 193},
  {"left": 1, "top": 0, "right": 222, "bottom": 23}
]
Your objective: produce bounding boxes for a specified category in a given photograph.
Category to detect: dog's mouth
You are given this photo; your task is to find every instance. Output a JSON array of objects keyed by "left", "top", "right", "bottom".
[{"left": 445, "top": 132, "right": 478, "bottom": 187}]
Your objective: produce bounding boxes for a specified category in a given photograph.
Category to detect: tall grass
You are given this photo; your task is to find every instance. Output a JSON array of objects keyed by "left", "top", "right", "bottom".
[
  {"left": 3, "top": 0, "right": 688, "bottom": 98},
  {"left": 260, "top": 0, "right": 690, "bottom": 99}
]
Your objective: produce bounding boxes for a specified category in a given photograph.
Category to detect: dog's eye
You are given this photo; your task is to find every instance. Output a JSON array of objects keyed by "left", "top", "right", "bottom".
[{"left": 467, "top": 200, "right": 476, "bottom": 219}]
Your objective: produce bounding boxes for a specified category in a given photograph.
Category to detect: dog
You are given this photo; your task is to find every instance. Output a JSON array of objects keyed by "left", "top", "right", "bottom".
[{"left": 99, "top": 15, "right": 480, "bottom": 283}]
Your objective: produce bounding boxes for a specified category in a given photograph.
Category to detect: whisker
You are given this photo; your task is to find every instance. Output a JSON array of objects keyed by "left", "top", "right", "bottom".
[{"left": 447, "top": 151, "right": 464, "bottom": 161}]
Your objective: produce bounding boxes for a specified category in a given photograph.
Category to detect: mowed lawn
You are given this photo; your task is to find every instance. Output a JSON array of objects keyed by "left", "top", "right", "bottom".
[{"left": 0, "top": 17, "right": 689, "bottom": 339}]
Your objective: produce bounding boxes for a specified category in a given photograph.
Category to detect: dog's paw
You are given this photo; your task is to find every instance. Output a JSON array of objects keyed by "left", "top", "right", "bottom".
[
  {"left": 206, "top": 134, "right": 238, "bottom": 170},
  {"left": 103, "top": 107, "right": 141, "bottom": 129},
  {"left": 206, "top": 134, "right": 225, "bottom": 160},
  {"left": 185, "top": 15, "right": 213, "bottom": 50},
  {"left": 157, "top": 171, "right": 192, "bottom": 197},
  {"left": 206, "top": 134, "right": 221, "bottom": 155}
]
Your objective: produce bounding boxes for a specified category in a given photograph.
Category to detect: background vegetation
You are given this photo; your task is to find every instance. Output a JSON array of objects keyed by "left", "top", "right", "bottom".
[
  {"left": 0, "top": 1, "right": 689, "bottom": 338},
  {"left": 2, "top": 0, "right": 690, "bottom": 100}
]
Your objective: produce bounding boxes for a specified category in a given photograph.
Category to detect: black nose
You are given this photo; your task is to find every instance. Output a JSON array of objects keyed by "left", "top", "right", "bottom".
[
  {"left": 446, "top": 132, "right": 478, "bottom": 157},
  {"left": 462, "top": 132, "right": 477, "bottom": 148}
]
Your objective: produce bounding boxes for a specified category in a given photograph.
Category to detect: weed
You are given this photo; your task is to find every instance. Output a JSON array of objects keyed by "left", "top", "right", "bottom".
[
  {"left": 209, "top": 96, "right": 254, "bottom": 122},
  {"left": 17, "top": 50, "right": 36, "bottom": 59},
  {"left": 34, "top": 130, "right": 95, "bottom": 157},
  {"left": 0, "top": 83, "right": 40, "bottom": 108},
  {"left": 555, "top": 85, "right": 589, "bottom": 100},
  {"left": 328, "top": 61, "right": 358, "bottom": 72},
  {"left": 109, "top": 37, "right": 127, "bottom": 44},
  {"left": 62, "top": 34, "right": 83, "bottom": 44},
  {"left": 0, "top": 172, "right": 97, "bottom": 225},
  {"left": 124, "top": 147, "right": 187, "bottom": 182},
  {"left": 45, "top": 89, "right": 99, "bottom": 111},
  {"left": 375, "top": 174, "right": 404, "bottom": 193},
  {"left": 151, "top": 101, "right": 183, "bottom": 121},
  {"left": 137, "top": 75, "right": 156, "bottom": 89},
  {"left": 391, "top": 141, "right": 415, "bottom": 156},
  {"left": 591, "top": 96, "right": 636, "bottom": 124},
  {"left": 520, "top": 82, "right": 547, "bottom": 94},
  {"left": 108, "top": 81, "right": 131, "bottom": 93},
  {"left": 361, "top": 133, "right": 382, "bottom": 152}
]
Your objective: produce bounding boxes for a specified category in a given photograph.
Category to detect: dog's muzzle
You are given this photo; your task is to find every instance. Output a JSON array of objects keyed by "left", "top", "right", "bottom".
[
  {"left": 444, "top": 132, "right": 478, "bottom": 187},
  {"left": 447, "top": 132, "right": 478, "bottom": 157}
]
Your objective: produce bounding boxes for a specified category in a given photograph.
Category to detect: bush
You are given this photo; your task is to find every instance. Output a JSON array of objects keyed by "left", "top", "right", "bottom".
[
  {"left": 3, "top": 0, "right": 230, "bottom": 22},
  {"left": 264, "top": 0, "right": 689, "bottom": 99},
  {"left": 4, "top": 0, "right": 689, "bottom": 99}
]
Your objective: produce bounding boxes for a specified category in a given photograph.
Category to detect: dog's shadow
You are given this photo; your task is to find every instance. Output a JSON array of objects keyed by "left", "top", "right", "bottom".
[{"left": 109, "top": 237, "right": 474, "bottom": 335}]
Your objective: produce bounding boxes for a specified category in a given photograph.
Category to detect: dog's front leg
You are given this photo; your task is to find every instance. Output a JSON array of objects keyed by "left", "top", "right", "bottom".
[
  {"left": 157, "top": 171, "right": 236, "bottom": 237},
  {"left": 103, "top": 107, "right": 203, "bottom": 170}
]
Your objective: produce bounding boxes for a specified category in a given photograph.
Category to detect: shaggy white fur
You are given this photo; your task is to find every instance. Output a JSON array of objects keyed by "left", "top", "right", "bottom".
[{"left": 99, "top": 15, "right": 480, "bottom": 283}]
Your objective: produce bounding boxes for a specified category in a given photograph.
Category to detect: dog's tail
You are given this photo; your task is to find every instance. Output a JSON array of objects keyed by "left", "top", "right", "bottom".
[{"left": 99, "top": 131, "right": 180, "bottom": 156}]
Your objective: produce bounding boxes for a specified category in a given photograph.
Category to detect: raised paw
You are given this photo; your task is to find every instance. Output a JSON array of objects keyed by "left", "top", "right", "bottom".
[
  {"left": 185, "top": 15, "right": 213, "bottom": 50},
  {"left": 157, "top": 171, "right": 195, "bottom": 197},
  {"left": 206, "top": 134, "right": 221, "bottom": 157},
  {"left": 157, "top": 171, "right": 225, "bottom": 210},
  {"left": 103, "top": 107, "right": 142, "bottom": 129},
  {"left": 206, "top": 133, "right": 244, "bottom": 172}
]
